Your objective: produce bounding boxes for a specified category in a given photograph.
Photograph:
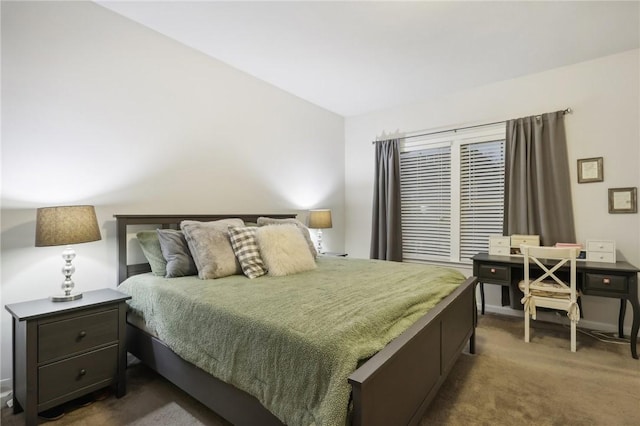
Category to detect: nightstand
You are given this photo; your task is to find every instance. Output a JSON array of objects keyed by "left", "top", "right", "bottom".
[{"left": 5, "top": 289, "right": 131, "bottom": 425}]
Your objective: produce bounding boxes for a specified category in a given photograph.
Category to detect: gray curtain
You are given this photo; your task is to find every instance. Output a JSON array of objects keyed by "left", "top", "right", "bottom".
[
  {"left": 370, "top": 139, "right": 403, "bottom": 261},
  {"left": 504, "top": 111, "right": 576, "bottom": 246}
]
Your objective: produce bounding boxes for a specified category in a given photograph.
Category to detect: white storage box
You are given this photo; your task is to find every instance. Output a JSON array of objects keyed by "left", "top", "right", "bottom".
[
  {"left": 511, "top": 234, "right": 540, "bottom": 254},
  {"left": 586, "top": 239, "right": 616, "bottom": 263},
  {"left": 488, "top": 235, "right": 510, "bottom": 255}
]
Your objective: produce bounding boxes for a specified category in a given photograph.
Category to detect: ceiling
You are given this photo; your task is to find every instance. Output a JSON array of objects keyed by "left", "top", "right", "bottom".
[{"left": 97, "top": 1, "right": 640, "bottom": 117}]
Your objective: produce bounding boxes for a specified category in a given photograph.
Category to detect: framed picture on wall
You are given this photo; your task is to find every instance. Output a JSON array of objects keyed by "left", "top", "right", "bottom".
[
  {"left": 577, "top": 157, "right": 603, "bottom": 183},
  {"left": 608, "top": 187, "right": 637, "bottom": 214}
]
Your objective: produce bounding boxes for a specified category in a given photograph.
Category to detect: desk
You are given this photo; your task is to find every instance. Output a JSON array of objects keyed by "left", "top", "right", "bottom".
[{"left": 472, "top": 253, "right": 639, "bottom": 359}]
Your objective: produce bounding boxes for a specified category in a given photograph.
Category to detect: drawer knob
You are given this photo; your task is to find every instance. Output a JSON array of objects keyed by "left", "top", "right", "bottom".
[
  {"left": 78, "top": 331, "right": 87, "bottom": 338},
  {"left": 603, "top": 278, "right": 611, "bottom": 285},
  {"left": 490, "top": 268, "right": 496, "bottom": 274},
  {"left": 79, "top": 369, "right": 87, "bottom": 376}
]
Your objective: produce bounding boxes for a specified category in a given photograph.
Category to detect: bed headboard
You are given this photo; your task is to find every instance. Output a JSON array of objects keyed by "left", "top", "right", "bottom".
[{"left": 114, "top": 214, "right": 297, "bottom": 284}]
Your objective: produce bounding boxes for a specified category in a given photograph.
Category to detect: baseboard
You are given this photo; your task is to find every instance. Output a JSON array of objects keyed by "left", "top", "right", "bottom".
[{"left": 480, "top": 303, "right": 633, "bottom": 337}]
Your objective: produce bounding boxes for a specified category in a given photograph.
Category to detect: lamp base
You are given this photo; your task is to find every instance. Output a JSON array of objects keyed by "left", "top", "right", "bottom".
[
  {"left": 316, "top": 229, "right": 324, "bottom": 254},
  {"left": 51, "top": 292, "right": 83, "bottom": 302}
]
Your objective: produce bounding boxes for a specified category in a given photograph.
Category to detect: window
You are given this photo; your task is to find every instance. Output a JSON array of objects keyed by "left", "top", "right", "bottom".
[
  {"left": 399, "top": 124, "right": 505, "bottom": 264},
  {"left": 400, "top": 144, "right": 451, "bottom": 259}
]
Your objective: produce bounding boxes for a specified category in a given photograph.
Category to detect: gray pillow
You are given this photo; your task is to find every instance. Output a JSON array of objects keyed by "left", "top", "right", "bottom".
[
  {"left": 180, "top": 219, "right": 244, "bottom": 279},
  {"left": 157, "top": 229, "right": 197, "bottom": 278},
  {"left": 257, "top": 217, "right": 317, "bottom": 258},
  {"left": 136, "top": 231, "right": 166, "bottom": 276}
]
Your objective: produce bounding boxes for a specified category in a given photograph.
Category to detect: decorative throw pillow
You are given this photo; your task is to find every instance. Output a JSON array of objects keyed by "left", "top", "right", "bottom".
[
  {"left": 156, "top": 229, "right": 197, "bottom": 278},
  {"left": 136, "top": 230, "right": 166, "bottom": 276},
  {"left": 256, "top": 224, "right": 317, "bottom": 277},
  {"left": 257, "top": 217, "right": 317, "bottom": 258},
  {"left": 228, "top": 226, "right": 267, "bottom": 279},
  {"left": 180, "top": 219, "right": 244, "bottom": 279}
]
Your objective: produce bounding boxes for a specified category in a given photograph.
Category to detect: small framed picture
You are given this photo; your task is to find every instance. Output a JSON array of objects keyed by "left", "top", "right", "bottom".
[
  {"left": 608, "top": 187, "right": 637, "bottom": 214},
  {"left": 577, "top": 157, "right": 603, "bottom": 183}
]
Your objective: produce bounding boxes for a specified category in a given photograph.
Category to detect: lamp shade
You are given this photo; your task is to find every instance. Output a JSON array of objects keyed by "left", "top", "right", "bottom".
[
  {"left": 308, "top": 209, "right": 332, "bottom": 229},
  {"left": 35, "top": 205, "right": 102, "bottom": 247}
]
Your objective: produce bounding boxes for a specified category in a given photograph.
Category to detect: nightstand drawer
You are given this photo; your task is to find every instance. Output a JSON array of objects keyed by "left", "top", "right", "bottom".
[
  {"left": 584, "top": 274, "right": 628, "bottom": 294},
  {"left": 478, "top": 264, "right": 510, "bottom": 284},
  {"left": 38, "top": 345, "right": 118, "bottom": 405},
  {"left": 39, "top": 309, "right": 118, "bottom": 363}
]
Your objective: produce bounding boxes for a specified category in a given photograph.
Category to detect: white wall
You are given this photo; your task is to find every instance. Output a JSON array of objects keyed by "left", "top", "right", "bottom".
[
  {"left": 0, "top": 1, "right": 344, "bottom": 382},
  {"left": 345, "top": 49, "right": 640, "bottom": 332}
]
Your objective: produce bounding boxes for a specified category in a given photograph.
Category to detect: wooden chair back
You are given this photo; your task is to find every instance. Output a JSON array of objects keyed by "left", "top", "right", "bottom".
[{"left": 521, "top": 245, "right": 578, "bottom": 297}]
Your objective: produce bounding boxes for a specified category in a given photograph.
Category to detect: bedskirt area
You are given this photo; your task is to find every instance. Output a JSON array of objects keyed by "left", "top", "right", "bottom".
[{"left": 118, "top": 256, "right": 466, "bottom": 425}]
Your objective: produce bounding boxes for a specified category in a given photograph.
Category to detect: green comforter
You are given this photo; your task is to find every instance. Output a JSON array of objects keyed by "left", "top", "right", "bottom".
[{"left": 118, "top": 257, "right": 465, "bottom": 426}]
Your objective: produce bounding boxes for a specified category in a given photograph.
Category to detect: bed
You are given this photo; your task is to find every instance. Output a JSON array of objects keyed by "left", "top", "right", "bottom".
[{"left": 115, "top": 214, "right": 477, "bottom": 426}]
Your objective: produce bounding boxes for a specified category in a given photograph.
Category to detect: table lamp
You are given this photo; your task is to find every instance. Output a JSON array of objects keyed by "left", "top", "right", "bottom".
[
  {"left": 308, "top": 209, "right": 332, "bottom": 254},
  {"left": 35, "top": 205, "right": 102, "bottom": 302}
]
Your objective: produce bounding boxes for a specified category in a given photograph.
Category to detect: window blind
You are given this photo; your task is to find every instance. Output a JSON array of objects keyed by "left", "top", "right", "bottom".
[
  {"left": 459, "top": 140, "right": 505, "bottom": 262},
  {"left": 400, "top": 145, "right": 452, "bottom": 261}
]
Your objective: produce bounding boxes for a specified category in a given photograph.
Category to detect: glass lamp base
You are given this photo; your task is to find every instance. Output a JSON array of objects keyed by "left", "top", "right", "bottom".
[{"left": 51, "top": 293, "right": 83, "bottom": 302}]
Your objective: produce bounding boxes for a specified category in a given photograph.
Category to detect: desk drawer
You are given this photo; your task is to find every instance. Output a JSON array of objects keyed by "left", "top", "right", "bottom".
[
  {"left": 39, "top": 309, "right": 118, "bottom": 363},
  {"left": 38, "top": 345, "right": 118, "bottom": 405},
  {"left": 478, "top": 264, "right": 510, "bottom": 284},
  {"left": 584, "top": 274, "right": 628, "bottom": 295}
]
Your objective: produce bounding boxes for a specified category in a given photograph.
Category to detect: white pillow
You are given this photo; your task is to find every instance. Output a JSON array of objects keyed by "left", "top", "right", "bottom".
[
  {"left": 257, "top": 217, "right": 318, "bottom": 258},
  {"left": 256, "top": 224, "right": 316, "bottom": 276}
]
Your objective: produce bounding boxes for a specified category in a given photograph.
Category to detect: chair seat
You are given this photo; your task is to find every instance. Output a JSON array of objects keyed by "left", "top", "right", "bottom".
[
  {"left": 518, "top": 279, "right": 580, "bottom": 299},
  {"left": 519, "top": 279, "right": 581, "bottom": 322}
]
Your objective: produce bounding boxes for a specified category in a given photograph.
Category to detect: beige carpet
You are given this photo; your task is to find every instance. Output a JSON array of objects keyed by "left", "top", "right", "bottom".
[
  {"left": 2, "top": 314, "right": 638, "bottom": 425},
  {"left": 420, "top": 314, "right": 639, "bottom": 425}
]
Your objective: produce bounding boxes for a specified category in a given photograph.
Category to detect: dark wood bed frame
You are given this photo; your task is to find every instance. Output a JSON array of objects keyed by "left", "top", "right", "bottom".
[{"left": 115, "top": 214, "right": 478, "bottom": 426}]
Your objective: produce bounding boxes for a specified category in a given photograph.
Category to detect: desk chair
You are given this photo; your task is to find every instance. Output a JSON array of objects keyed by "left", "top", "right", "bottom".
[{"left": 519, "top": 245, "right": 580, "bottom": 352}]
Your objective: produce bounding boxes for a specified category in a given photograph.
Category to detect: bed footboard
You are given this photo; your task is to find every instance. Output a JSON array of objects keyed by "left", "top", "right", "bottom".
[{"left": 348, "top": 276, "right": 477, "bottom": 426}]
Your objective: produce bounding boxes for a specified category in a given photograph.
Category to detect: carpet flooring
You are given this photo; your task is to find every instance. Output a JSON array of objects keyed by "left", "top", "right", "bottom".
[{"left": 2, "top": 314, "right": 638, "bottom": 425}]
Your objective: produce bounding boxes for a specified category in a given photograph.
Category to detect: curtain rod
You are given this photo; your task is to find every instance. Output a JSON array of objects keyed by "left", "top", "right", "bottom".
[{"left": 371, "top": 108, "right": 572, "bottom": 144}]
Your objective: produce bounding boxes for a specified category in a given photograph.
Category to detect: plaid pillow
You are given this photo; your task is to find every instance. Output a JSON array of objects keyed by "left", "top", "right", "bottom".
[{"left": 228, "top": 226, "right": 267, "bottom": 279}]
